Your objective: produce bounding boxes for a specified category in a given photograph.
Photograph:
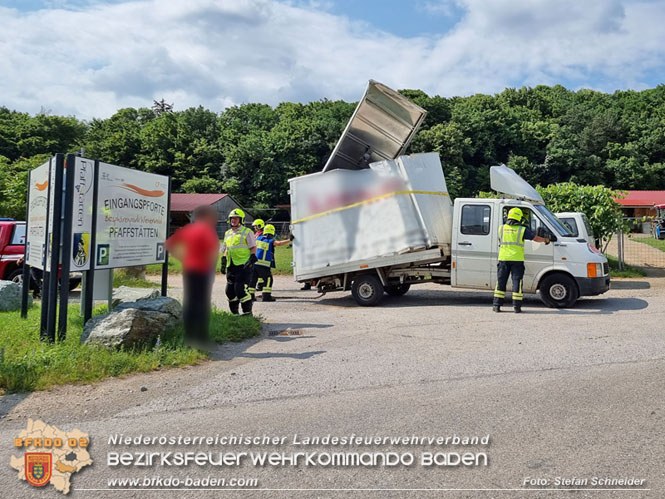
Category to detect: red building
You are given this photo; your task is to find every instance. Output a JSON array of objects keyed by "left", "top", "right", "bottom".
[{"left": 615, "top": 191, "right": 665, "bottom": 218}]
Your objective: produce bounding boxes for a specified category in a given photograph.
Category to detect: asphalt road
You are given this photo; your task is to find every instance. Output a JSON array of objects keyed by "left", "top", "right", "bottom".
[{"left": 2, "top": 275, "right": 664, "bottom": 498}]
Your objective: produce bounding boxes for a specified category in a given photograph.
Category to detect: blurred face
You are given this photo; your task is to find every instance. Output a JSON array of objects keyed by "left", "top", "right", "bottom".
[
  {"left": 230, "top": 216, "right": 241, "bottom": 227},
  {"left": 205, "top": 212, "right": 218, "bottom": 227},
  {"left": 252, "top": 225, "right": 260, "bottom": 233}
]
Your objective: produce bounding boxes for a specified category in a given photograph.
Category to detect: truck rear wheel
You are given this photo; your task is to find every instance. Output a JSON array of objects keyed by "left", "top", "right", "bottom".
[
  {"left": 539, "top": 273, "right": 579, "bottom": 308},
  {"left": 351, "top": 275, "right": 384, "bottom": 306},
  {"left": 385, "top": 284, "right": 410, "bottom": 296}
]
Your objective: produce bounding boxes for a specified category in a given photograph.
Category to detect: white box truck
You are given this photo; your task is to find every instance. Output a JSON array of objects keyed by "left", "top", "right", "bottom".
[{"left": 288, "top": 81, "right": 610, "bottom": 307}]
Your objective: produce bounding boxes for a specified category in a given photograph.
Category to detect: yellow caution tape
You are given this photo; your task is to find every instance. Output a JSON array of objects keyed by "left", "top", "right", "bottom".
[{"left": 291, "top": 190, "right": 449, "bottom": 225}]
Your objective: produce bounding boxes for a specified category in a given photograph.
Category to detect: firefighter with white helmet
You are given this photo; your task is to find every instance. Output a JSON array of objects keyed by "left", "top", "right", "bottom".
[{"left": 220, "top": 208, "right": 257, "bottom": 315}]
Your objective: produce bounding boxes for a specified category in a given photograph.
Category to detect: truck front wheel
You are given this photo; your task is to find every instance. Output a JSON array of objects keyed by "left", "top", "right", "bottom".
[
  {"left": 539, "top": 273, "right": 579, "bottom": 308},
  {"left": 351, "top": 275, "right": 384, "bottom": 306}
]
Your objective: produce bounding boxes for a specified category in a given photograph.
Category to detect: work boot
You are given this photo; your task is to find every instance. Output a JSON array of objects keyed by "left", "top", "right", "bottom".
[
  {"left": 241, "top": 300, "right": 253, "bottom": 316},
  {"left": 301, "top": 282, "right": 312, "bottom": 291},
  {"left": 493, "top": 305, "right": 501, "bottom": 313},
  {"left": 229, "top": 301, "right": 240, "bottom": 315},
  {"left": 262, "top": 293, "right": 276, "bottom": 302},
  {"left": 514, "top": 306, "right": 522, "bottom": 314}
]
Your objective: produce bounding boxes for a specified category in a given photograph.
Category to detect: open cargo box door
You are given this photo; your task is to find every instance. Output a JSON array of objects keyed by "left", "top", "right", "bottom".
[{"left": 322, "top": 80, "right": 427, "bottom": 172}]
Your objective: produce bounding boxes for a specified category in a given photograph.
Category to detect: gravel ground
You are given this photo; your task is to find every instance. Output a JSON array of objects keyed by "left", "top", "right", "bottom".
[{"left": 1, "top": 275, "right": 664, "bottom": 498}]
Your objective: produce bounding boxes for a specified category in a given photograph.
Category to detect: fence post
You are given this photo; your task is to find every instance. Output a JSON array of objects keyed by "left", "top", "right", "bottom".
[{"left": 618, "top": 228, "right": 624, "bottom": 271}]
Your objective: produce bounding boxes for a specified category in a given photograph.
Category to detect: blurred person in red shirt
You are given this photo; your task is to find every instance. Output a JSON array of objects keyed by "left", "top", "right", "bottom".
[{"left": 165, "top": 205, "right": 220, "bottom": 343}]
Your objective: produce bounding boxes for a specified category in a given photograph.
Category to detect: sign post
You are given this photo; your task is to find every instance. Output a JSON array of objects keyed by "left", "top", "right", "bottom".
[
  {"left": 45, "top": 154, "right": 65, "bottom": 342},
  {"left": 161, "top": 176, "right": 172, "bottom": 296},
  {"left": 20, "top": 171, "right": 33, "bottom": 319},
  {"left": 83, "top": 161, "right": 100, "bottom": 323}
]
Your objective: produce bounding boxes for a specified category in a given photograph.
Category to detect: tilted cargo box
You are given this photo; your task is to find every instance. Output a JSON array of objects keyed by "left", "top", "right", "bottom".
[{"left": 289, "top": 152, "right": 454, "bottom": 281}]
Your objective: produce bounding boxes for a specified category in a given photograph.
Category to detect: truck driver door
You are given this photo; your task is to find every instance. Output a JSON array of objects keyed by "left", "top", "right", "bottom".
[
  {"left": 490, "top": 207, "right": 554, "bottom": 291},
  {"left": 453, "top": 203, "right": 493, "bottom": 289}
]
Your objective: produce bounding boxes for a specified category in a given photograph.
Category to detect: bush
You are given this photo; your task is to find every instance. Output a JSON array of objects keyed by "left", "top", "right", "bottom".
[{"left": 536, "top": 183, "right": 626, "bottom": 251}]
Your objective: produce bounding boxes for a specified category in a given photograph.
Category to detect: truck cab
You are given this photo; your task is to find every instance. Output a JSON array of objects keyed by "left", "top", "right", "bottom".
[
  {"left": 0, "top": 219, "right": 82, "bottom": 292},
  {"left": 0, "top": 219, "right": 27, "bottom": 283},
  {"left": 451, "top": 168, "right": 609, "bottom": 307}
]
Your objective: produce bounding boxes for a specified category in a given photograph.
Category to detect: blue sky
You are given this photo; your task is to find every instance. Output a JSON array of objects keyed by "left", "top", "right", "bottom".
[{"left": 1, "top": 0, "right": 664, "bottom": 119}]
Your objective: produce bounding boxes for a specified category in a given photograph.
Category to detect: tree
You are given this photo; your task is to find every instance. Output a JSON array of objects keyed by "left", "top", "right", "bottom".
[
  {"left": 181, "top": 176, "right": 224, "bottom": 193},
  {"left": 0, "top": 154, "right": 51, "bottom": 219}
]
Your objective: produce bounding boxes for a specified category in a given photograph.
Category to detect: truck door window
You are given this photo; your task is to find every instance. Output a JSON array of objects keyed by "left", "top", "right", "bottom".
[
  {"left": 559, "top": 218, "right": 579, "bottom": 237},
  {"left": 461, "top": 205, "right": 491, "bottom": 235},
  {"left": 502, "top": 207, "right": 542, "bottom": 233},
  {"left": 10, "top": 224, "right": 26, "bottom": 245}
]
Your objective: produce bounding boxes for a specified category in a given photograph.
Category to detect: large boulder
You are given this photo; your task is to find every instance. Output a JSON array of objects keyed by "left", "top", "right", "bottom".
[
  {"left": 111, "top": 286, "right": 160, "bottom": 307},
  {"left": 115, "top": 296, "right": 182, "bottom": 319},
  {"left": 0, "top": 280, "right": 32, "bottom": 312},
  {"left": 82, "top": 296, "right": 182, "bottom": 349}
]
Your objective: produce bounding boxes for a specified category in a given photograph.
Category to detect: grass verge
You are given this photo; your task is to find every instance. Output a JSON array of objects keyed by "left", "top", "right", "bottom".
[
  {"left": 606, "top": 254, "right": 647, "bottom": 278},
  {"left": 113, "top": 270, "right": 160, "bottom": 288},
  {"left": 632, "top": 236, "right": 665, "bottom": 253},
  {"left": 209, "top": 307, "right": 263, "bottom": 342},
  {"left": 0, "top": 304, "right": 261, "bottom": 393}
]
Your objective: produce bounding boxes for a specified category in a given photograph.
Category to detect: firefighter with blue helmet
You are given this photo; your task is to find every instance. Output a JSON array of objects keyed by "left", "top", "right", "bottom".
[
  {"left": 249, "top": 224, "right": 290, "bottom": 302},
  {"left": 493, "top": 207, "right": 550, "bottom": 313}
]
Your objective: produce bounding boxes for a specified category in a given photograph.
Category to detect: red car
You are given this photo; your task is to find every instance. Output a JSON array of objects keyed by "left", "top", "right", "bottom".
[{"left": 0, "top": 219, "right": 81, "bottom": 291}]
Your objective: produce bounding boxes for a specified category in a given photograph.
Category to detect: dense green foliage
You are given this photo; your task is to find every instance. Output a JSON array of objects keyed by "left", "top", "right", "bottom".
[{"left": 2, "top": 84, "right": 665, "bottom": 218}]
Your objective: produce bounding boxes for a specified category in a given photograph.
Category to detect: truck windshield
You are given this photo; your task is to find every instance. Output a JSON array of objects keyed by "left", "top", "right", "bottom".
[{"left": 534, "top": 205, "right": 573, "bottom": 236}]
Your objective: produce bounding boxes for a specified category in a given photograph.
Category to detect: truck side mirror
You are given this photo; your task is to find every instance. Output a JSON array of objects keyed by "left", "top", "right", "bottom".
[{"left": 537, "top": 226, "right": 557, "bottom": 242}]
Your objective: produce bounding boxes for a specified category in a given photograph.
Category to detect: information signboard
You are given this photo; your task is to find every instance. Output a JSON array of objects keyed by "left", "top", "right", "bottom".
[
  {"left": 69, "top": 157, "right": 95, "bottom": 271},
  {"left": 25, "top": 160, "right": 50, "bottom": 269},
  {"left": 94, "top": 162, "right": 169, "bottom": 269}
]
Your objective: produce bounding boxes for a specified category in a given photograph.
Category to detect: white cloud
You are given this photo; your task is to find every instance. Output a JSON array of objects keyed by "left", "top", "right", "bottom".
[{"left": 0, "top": 0, "right": 664, "bottom": 119}]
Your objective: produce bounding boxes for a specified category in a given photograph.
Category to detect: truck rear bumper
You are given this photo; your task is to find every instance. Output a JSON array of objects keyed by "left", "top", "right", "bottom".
[{"left": 576, "top": 275, "right": 610, "bottom": 296}]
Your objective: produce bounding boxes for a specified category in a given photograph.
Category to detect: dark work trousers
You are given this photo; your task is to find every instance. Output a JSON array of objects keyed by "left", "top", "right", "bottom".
[
  {"left": 30, "top": 267, "right": 43, "bottom": 297},
  {"left": 493, "top": 260, "right": 525, "bottom": 306},
  {"left": 225, "top": 263, "right": 253, "bottom": 314},
  {"left": 183, "top": 270, "right": 214, "bottom": 341},
  {"left": 249, "top": 265, "right": 273, "bottom": 298}
]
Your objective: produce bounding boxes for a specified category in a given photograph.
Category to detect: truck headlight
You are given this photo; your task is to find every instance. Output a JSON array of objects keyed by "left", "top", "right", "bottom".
[{"left": 587, "top": 262, "right": 602, "bottom": 278}]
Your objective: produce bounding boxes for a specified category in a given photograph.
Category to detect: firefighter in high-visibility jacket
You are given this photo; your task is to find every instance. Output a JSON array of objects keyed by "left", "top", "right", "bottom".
[
  {"left": 251, "top": 219, "right": 265, "bottom": 237},
  {"left": 220, "top": 209, "right": 257, "bottom": 315},
  {"left": 494, "top": 207, "right": 550, "bottom": 313},
  {"left": 249, "top": 224, "right": 289, "bottom": 302},
  {"left": 251, "top": 219, "right": 266, "bottom": 290}
]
